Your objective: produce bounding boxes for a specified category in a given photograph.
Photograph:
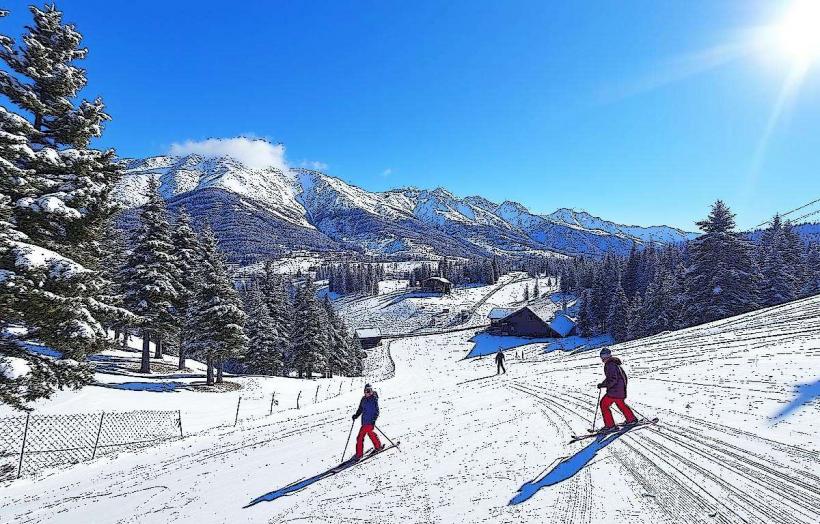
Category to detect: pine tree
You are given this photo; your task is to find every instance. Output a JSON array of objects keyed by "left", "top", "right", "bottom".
[
  {"left": 0, "top": 7, "right": 127, "bottom": 409},
  {"left": 186, "top": 227, "right": 247, "bottom": 385},
  {"left": 803, "top": 242, "right": 820, "bottom": 296},
  {"left": 291, "top": 277, "right": 328, "bottom": 378},
  {"left": 172, "top": 207, "right": 200, "bottom": 369},
  {"left": 606, "top": 282, "right": 630, "bottom": 342},
  {"left": 622, "top": 243, "right": 641, "bottom": 300},
  {"left": 684, "top": 201, "right": 760, "bottom": 325},
  {"left": 625, "top": 295, "right": 643, "bottom": 340},
  {"left": 577, "top": 290, "right": 593, "bottom": 337},
  {"left": 243, "top": 284, "right": 284, "bottom": 375},
  {"left": 123, "top": 177, "right": 180, "bottom": 373},
  {"left": 758, "top": 215, "right": 799, "bottom": 306}
]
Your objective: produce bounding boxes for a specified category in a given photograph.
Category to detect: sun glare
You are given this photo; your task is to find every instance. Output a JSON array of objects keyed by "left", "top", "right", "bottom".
[{"left": 775, "top": 0, "right": 820, "bottom": 65}]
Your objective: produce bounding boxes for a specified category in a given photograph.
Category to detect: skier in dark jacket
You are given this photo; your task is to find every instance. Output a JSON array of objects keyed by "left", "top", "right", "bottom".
[
  {"left": 495, "top": 350, "right": 506, "bottom": 374},
  {"left": 351, "top": 383, "right": 382, "bottom": 459},
  {"left": 597, "top": 348, "right": 638, "bottom": 430}
]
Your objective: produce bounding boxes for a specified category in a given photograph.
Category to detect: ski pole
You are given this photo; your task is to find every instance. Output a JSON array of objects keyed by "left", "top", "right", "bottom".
[
  {"left": 374, "top": 425, "right": 402, "bottom": 452},
  {"left": 590, "top": 388, "right": 602, "bottom": 432},
  {"left": 340, "top": 419, "right": 355, "bottom": 462}
]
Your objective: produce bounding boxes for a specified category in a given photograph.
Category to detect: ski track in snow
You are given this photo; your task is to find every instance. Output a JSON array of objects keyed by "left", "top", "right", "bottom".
[{"left": 1, "top": 293, "right": 819, "bottom": 522}]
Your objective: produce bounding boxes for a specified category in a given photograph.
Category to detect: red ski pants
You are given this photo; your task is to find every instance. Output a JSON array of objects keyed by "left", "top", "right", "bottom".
[
  {"left": 600, "top": 395, "right": 637, "bottom": 427},
  {"left": 355, "top": 424, "right": 382, "bottom": 457}
]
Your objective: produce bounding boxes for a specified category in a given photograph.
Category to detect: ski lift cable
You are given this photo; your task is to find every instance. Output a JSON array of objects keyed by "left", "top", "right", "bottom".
[
  {"left": 755, "top": 197, "right": 820, "bottom": 228},
  {"left": 790, "top": 207, "right": 820, "bottom": 224}
]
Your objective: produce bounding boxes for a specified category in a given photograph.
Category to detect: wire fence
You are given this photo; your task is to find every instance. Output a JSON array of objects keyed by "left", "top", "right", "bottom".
[
  {"left": 0, "top": 409, "right": 182, "bottom": 480},
  {"left": 0, "top": 344, "right": 392, "bottom": 480}
]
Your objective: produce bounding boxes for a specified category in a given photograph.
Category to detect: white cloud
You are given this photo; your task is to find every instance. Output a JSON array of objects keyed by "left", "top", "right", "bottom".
[
  {"left": 300, "top": 160, "right": 328, "bottom": 171},
  {"left": 382, "top": 168, "right": 393, "bottom": 177},
  {"left": 169, "top": 137, "right": 289, "bottom": 171}
]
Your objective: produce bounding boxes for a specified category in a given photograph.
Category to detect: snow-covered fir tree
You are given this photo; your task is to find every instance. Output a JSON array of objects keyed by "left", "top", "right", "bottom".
[
  {"left": 122, "top": 177, "right": 180, "bottom": 373},
  {"left": 171, "top": 207, "right": 200, "bottom": 370},
  {"left": 185, "top": 226, "right": 247, "bottom": 385},
  {"left": 243, "top": 284, "right": 285, "bottom": 376},
  {"left": 683, "top": 200, "right": 760, "bottom": 325},
  {"left": 291, "top": 277, "right": 328, "bottom": 378},
  {"left": 606, "top": 282, "right": 630, "bottom": 342},
  {"left": 0, "top": 7, "right": 126, "bottom": 409}
]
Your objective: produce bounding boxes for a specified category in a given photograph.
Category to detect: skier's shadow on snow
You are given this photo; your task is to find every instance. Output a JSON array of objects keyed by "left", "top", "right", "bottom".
[
  {"left": 244, "top": 459, "right": 355, "bottom": 508},
  {"left": 509, "top": 428, "right": 628, "bottom": 505}
]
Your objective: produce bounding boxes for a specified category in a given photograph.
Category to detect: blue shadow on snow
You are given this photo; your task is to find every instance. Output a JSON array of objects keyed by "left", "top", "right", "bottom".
[
  {"left": 466, "top": 332, "right": 613, "bottom": 358},
  {"left": 544, "top": 334, "right": 613, "bottom": 353},
  {"left": 244, "top": 459, "right": 354, "bottom": 508},
  {"left": 770, "top": 378, "right": 820, "bottom": 421},
  {"left": 93, "top": 381, "right": 190, "bottom": 392},
  {"left": 509, "top": 429, "right": 628, "bottom": 505},
  {"left": 466, "top": 332, "right": 551, "bottom": 358}
]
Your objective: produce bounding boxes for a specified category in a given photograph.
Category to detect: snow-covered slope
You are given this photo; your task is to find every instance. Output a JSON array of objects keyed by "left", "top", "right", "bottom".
[
  {"left": 2, "top": 291, "right": 817, "bottom": 522},
  {"left": 113, "top": 155, "right": 696, "bottom": 262}
]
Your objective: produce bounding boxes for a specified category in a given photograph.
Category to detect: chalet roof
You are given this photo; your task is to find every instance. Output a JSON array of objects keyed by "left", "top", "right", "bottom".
[
  {"left": 423, "top": 276, "right": 452, "bottom": 285},
  {"left": 549, "top": 313, "right": 577, "bottom": 337},
  {"left": 524, "top": 302, "right": 555, "bottom": 324},
  {"left": 355, "top": 328, "right": 382, "bottom": 339},
  {"left": 488, "top": 307, "right": 515, "bottom": 320}
]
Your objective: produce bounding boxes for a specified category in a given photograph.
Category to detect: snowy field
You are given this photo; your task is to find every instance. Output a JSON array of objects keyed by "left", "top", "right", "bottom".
[{"left": 1, "top": 292, "right": 818, "bottom": 522}]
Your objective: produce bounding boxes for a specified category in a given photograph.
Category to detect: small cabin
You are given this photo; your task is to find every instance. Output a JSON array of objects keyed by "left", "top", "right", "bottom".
[
  {"left": 490, "top": 303, "right": 577, "bottom": 338},
  {"left": 355, "top": 328, "right": 383, "bottom": 349},
  {"left": 421, "top": 276, "right": 453, "bottom": 294}
]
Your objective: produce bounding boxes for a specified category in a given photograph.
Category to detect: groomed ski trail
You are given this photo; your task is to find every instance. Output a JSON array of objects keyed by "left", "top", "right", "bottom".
[{"left": 0, "top": 296, "right": 818, "bottom": 523}]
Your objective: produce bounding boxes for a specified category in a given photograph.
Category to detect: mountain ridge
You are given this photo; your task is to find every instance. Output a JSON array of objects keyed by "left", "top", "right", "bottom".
[{"left": 115, "top": 155, "right": 698, "bottom": 263}]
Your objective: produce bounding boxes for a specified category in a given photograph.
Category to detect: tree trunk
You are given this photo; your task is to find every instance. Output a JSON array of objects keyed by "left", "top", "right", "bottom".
[
  {"left": 122, "top": 331, "right": 130, "bottom": 349},
  {"left": 140, "top": 330, "right": 151, "bottom": 374},
  {"left": 154, "top": 334, "right": 163, "bottom": 359},
  {"left": 216, "top": 357, "right": 224, "bottom": 384},
  {"left": 177, "top": 335, "right": 185, "bottom": 371},
  {"left": 206, "top": 354, "right": 214, "bottom": 386},
  {"left": 113, "top": 327, "right": 120, "bottom": 342}
]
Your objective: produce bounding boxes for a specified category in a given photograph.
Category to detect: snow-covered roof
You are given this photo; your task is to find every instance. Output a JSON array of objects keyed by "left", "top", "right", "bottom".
[
  {"left": 355, "top": 328, "right": 382, "bottom": 339},
  {"left": 549, "top": 313, "right": 577, "bottom": 337},
  {"left": 488, "top": 307, "right": 515, "bottom": 320},
  {"left": 526, "top": 302, "right": 555, "bottom": 324},
  {"left": 423, "top": 276, "right": 452, "bottom": 285}
]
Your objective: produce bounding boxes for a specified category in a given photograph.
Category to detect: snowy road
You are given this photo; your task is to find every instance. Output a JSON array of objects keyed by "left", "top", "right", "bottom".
[{"left": 1, "top": 297, "right": 818, "bottom": 523}]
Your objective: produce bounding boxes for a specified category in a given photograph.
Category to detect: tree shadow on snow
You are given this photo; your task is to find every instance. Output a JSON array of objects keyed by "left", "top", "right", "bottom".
[
  {"left": 92, "top": 381, "right": 191, "bottom": 392},
  {"left": 509, "top": 429, "right": 628, "bottom": 505},
  {"left": 770, "top": 378, "right": 820, "bottom": 421}
]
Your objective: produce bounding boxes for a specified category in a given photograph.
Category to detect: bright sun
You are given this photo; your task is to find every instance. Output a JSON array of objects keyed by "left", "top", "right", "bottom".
[{"left": 775, "top": 0, "right": 820, "bottom": 65}]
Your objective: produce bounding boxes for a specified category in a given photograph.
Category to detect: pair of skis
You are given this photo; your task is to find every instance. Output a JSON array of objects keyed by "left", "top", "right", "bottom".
[
  {"left": 569, "top": 417, "right": 658, "bottom": 444},
  {"left": 329, "top": 441, "right": 401, "bottom": 474}
]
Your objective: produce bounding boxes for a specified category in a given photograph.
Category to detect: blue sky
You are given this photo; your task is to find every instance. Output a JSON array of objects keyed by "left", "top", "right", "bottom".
[{"left": 3, "top": 1, "right": 820, "bottom": 231}]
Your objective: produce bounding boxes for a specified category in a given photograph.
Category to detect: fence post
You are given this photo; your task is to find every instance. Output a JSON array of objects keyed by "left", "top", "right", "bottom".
[
  {"left": 91, "top": 412, "right": 105, "bottom": 460},
  {"left": 314, "top": 385, "right": 320, "bottom": 404},
  {"left": 296, "top": 390, "right": 301, "bottom": 410},
  {"left": 234, "top": 397, "right": 242, "bottom": 427},
  {"left": 269, "top": 392, "right": 276, "bottom": 415},
  {"left": 178, "top": 410, "right": 183, "bottom": 438},
  {"left": 17, "top": 412, "right": 30, "bottom": 479},
  {"left": 338, "top": 381, "right": 343, "bottom": 396}
]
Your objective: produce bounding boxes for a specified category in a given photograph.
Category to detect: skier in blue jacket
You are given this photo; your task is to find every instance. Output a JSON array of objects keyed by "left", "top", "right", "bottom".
[{"left": 351, "top": 383, "right": 382, "bottom": 460}]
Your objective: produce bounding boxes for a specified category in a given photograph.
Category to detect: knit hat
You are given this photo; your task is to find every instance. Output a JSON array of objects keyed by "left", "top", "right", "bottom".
[
  {"left": 599, "top": 347, "right": 612, "bottom": 358},
  {"left": 364, "top": 383, "right": 372, "bottom": 392}
]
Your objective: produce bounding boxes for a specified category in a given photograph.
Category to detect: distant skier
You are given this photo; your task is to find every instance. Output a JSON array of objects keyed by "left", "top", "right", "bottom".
[
  {"left": 495, "top": 350, "right": 506, "bottom": 374},
  {"left": 597, "top": 348, "right": 638, "bottom": 430},
  {"left": 351, "top": 383, "right": 382, "bottom": 460}
]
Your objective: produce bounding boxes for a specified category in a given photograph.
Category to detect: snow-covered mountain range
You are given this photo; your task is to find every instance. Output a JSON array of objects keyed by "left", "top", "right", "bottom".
[{"left": 114, "top": 155, "right": 699, "bottom": 263}]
